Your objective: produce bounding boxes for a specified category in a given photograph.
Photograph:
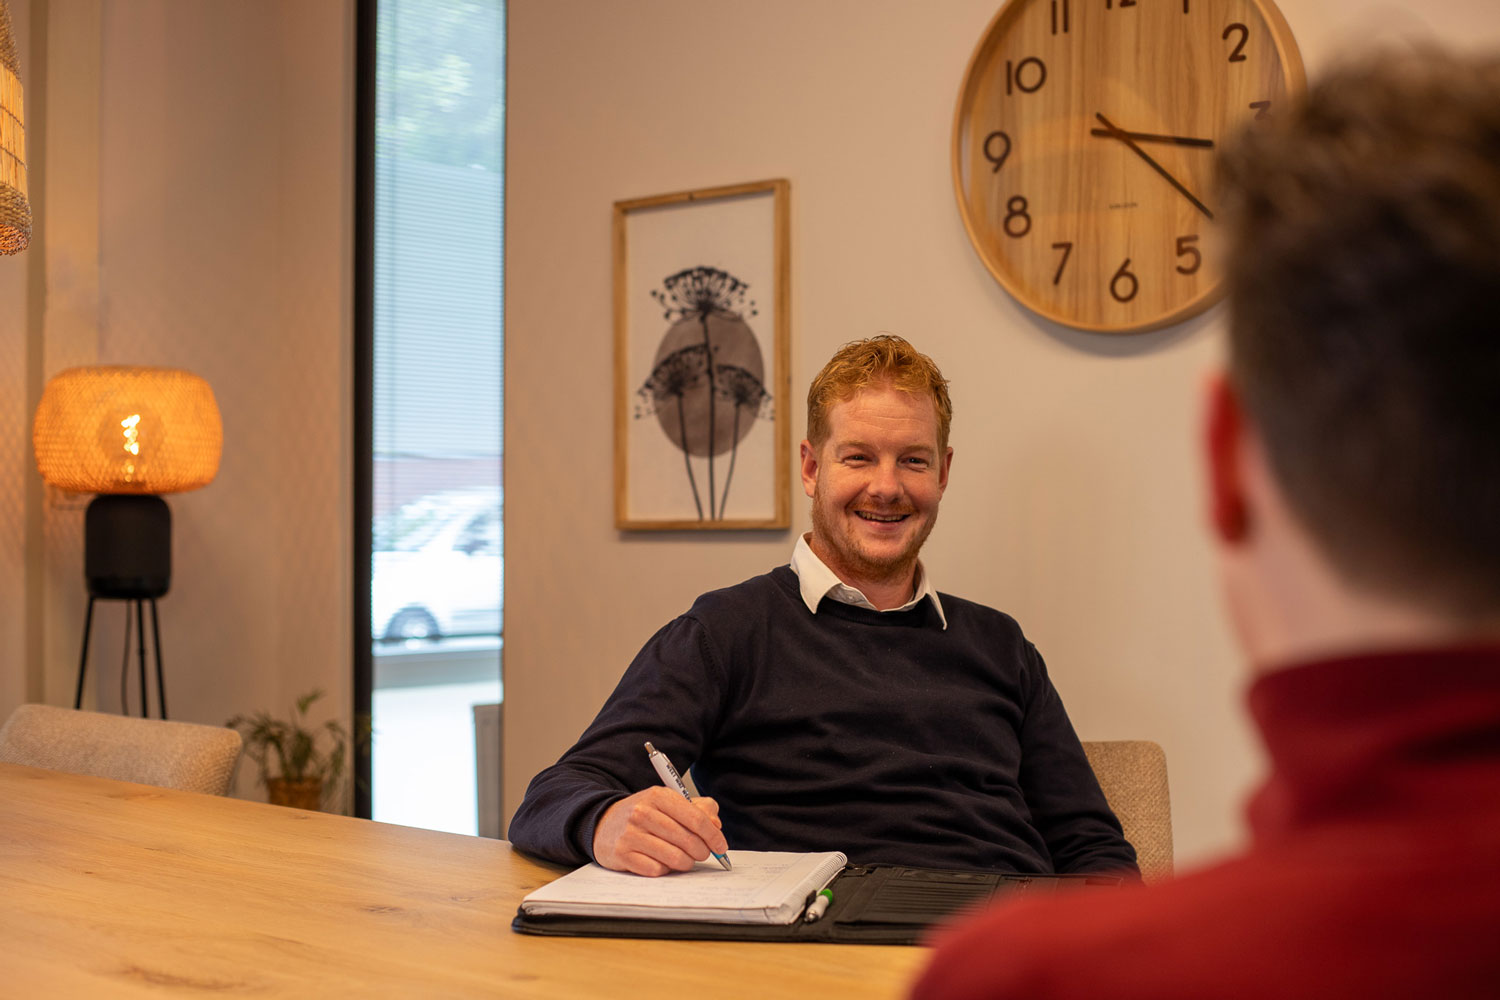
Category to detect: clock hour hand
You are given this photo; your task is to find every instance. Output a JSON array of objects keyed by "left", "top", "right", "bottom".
[
  {"left": 1093, "top": 113, "right": 1214, "bottom": 220},
  {"left": 1086, "top": 127, "right": 1214, "bottom": 149}
]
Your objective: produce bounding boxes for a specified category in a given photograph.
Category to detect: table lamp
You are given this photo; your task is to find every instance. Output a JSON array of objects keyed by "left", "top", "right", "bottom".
[{"left": 33, "top": 366, "right": 223, "bottom": 718}]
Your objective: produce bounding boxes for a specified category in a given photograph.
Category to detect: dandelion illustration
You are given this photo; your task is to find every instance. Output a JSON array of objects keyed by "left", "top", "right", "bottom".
[
  {"left": 637, "top": 265, "right": 770, "bottom": 520},
  {"left": 713, "top": 363, "right": 772, "bottom": 517},
  {"left": 636, "top": 344, "right": 710, "bottom": 519}
]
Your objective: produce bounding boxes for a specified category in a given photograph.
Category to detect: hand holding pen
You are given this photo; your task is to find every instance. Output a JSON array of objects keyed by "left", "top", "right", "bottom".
[
  {"left": 645, "top": 743, "right": 730, "bottom": 870},
  {"left": 590, "top": 743, "right": 732, "bottom": 877}
]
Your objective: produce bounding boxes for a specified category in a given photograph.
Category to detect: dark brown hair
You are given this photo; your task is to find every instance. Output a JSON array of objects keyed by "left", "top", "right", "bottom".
[
  {"left": 806, "top": 335, "right": 953, "bottom": 450},
  {"left": 1217, "top": 48, "right": 1500, "bottom": 615}
]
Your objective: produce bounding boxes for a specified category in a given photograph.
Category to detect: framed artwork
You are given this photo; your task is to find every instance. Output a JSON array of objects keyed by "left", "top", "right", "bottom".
[{"left": 614, "top": 179, "right": 790, "bottom": 531}]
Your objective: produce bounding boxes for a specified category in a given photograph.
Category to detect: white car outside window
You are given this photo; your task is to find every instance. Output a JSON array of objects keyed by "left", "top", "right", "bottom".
[{"left": 372, "top": 487, "right": 502, "bottom": 643}]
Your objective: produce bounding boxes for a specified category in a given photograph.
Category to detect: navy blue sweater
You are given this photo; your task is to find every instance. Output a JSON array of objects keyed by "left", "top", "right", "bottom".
[{"left": 509, "top": 566, "right": 1137, "bottom": 874}]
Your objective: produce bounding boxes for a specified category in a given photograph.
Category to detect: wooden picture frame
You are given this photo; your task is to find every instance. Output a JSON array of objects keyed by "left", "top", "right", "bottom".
[{"left": 614, "top": 179, "right": 791, "bottom": 531}]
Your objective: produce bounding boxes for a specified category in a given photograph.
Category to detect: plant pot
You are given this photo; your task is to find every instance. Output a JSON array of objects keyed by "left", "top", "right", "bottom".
[{"left": 267, "top": 777, "right": 323, "bottom": 811}]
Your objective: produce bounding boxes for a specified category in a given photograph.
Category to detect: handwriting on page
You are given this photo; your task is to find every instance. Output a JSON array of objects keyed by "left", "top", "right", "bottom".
[{"left": 542, "top": 854, "right": 802, "bottom": 907}]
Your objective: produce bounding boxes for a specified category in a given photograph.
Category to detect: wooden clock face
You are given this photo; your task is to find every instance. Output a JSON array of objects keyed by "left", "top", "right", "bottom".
[{"left": 953, "top": 0, "right": 1304, "bottom": 333}]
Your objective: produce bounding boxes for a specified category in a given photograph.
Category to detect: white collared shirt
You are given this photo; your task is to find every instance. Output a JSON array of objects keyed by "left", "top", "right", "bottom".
[{"left": 789, "top": 533, "right": 948, "bottom": 629}]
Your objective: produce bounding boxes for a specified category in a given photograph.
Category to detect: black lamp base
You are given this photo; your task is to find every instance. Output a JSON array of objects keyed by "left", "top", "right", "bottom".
[
  {"left": 76, "top": 494, "right": 173, "bottom": 718},
  {"left": 85, "top": 494, "right": 171, "bottom": 599}
]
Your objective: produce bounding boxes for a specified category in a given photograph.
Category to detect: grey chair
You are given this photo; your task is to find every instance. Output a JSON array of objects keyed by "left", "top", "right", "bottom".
[
  {"left": 0, "top": 703, "right": 243, "bottom": 796},
  {"left": 1082, "top": 739, "right": 1174, "bottom": 884}
]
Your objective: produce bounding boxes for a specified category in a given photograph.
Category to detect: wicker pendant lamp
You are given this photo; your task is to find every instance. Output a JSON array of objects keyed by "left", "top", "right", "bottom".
[
  {"left": 0, "top": 0, "right": 31, "bottom": 256},
  {"left": 33, "top": 366, "right": 223, "bottom": 718}
]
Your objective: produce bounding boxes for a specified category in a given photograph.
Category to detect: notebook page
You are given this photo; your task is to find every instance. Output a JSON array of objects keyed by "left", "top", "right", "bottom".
[{"left": 520, "top": 850, "right": 847, "bottom": 924}]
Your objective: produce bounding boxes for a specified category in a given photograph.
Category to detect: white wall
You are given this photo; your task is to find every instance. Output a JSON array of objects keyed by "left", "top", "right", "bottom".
[
  {"left": 503, "top": 0, "right": 1500, "bottom": 868},
  {"left": 0, "top": 0, "right": 353, "bottom": 802}
]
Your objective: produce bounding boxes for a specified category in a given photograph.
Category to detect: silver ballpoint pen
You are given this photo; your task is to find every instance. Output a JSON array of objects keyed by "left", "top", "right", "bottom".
[{"left": 644, "top": 741, "right": 731, "bottom": 870}]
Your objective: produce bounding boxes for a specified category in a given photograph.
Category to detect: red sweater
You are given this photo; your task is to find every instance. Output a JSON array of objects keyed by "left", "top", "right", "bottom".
[{"left": 911, "top": 646, "right": 1500, "bottom": 1000}]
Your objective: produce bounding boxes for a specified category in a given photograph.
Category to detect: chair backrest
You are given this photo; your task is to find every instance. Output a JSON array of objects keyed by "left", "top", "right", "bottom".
[
  {"left": 0, "top": 704, "right": 243, "bottom": 796},
  {"left": 1082, "top": 739, "right": 1173, "bottom": 884}
]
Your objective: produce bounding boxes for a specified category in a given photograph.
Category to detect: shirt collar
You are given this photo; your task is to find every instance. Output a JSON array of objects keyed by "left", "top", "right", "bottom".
[{"left": 789, "top": 533, "right": 947, "bottom": 629}]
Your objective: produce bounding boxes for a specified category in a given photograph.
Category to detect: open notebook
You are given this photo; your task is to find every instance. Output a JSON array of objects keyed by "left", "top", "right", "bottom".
[{"left": 519, "top": 850, "right": 847, "bottom": 925}]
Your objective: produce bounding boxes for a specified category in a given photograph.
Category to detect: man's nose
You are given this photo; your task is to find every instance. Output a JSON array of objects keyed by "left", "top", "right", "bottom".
[{"left": 867, "top": 459, "right": 902, "bottom": 500}]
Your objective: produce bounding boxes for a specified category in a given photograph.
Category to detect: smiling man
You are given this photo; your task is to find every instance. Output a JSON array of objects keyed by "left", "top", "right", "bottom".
[{"left": 509, "top": 335, "right": 1136, "bottom": 879}]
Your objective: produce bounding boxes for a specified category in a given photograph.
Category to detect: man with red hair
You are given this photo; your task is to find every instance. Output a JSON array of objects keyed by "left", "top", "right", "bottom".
[{"left": 511, "top": 334, "right": 1136, "bottom": 881}]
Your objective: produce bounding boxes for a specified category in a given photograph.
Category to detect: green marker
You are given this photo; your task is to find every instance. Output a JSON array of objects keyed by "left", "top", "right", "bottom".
[{"left": 804, "top": 888, "right": 834, "bottom": 923}]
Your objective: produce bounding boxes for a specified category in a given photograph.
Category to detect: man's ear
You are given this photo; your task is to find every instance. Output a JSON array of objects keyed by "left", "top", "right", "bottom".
[
  {"left": 1205, "top": 373, "right": 1249, "bottom": 544},
  {"left": 799, "top": 439, "right": 819, "bottom": 498}
]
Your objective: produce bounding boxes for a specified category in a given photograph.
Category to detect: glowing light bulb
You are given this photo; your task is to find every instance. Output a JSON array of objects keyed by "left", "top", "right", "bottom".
[
  {"left": 121, "top": 413, "right": 141, "bottom": 481},
  {"left": 121, "top": 413, "right": 141, "bottom": 455}
]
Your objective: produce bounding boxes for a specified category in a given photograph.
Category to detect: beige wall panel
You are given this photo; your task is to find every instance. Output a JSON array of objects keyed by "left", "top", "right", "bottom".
[
  {"left": 91, "top": 0, "right": 352, "bottom": 788},
  {"left": 3, "top": 0, "right": 352, "bottom": 789}
]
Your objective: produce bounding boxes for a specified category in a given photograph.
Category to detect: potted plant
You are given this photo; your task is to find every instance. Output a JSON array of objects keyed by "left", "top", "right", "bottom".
[{"left": 228, "top": 689, "right": 351, "bottom": 811}]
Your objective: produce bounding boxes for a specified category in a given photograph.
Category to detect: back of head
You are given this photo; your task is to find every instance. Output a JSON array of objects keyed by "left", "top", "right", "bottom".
[
  {"left": 806, "top": 334, "right": 952, "bottom": 449},
  {"left": 1217, "top": 48, "right": 1500, "bottom": 618}
]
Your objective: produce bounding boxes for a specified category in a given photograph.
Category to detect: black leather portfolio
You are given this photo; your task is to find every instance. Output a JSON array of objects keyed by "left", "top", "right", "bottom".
[{"left": 512, "top": 863, "right": 1124, "bottom": 946}]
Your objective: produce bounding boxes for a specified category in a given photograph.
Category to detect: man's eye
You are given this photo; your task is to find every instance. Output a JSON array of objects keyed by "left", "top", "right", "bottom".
[{"left": 904, "top": 457, "right": 929, "bottom": 467}]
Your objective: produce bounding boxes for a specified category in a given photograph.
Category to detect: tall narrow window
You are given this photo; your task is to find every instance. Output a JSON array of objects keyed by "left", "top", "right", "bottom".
[{"left": 358, "top": 0, "right": 505, "bottom": 835}]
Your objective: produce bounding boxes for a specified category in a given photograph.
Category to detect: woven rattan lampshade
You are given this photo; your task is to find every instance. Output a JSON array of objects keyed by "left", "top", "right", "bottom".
[
  {"left": 0, "top": 0, "right": 30, "bottom": 255},
  {"left": 33, "top": 366, "right": 222, "bottom": 495}
]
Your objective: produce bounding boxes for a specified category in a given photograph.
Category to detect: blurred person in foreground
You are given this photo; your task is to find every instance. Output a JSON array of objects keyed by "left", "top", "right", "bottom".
[{"left": 913, "top": 48, "right": 1500, "bottom": 1000}]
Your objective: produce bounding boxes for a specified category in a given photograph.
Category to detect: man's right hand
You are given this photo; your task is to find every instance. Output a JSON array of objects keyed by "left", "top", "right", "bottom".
[{"left": 592, "top": 786, "right": 729, "bottom": 877}]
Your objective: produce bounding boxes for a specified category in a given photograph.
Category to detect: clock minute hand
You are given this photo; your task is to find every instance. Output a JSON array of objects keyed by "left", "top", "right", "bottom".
[
  {"left": 1086, "top": 127, "right": 1214, "bottom": 149},
  {"left": 1093, "top": 113, "right": 1214, "bottom": 220}
]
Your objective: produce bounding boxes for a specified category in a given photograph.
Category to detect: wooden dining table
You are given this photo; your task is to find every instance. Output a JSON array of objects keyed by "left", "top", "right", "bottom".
[{"left": 1, "top": 761, "right": 930, "bottom": 998}]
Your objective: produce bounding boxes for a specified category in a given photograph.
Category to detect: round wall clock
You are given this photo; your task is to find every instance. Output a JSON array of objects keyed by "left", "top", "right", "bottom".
[{"left": 953, "top": 0, "right": 1304, "bottom": 333}]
